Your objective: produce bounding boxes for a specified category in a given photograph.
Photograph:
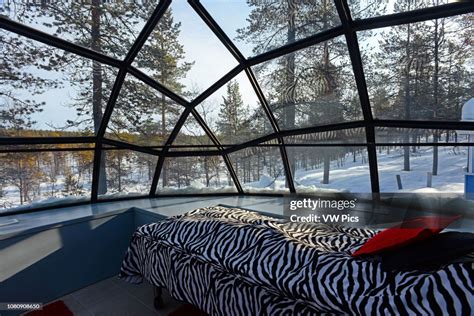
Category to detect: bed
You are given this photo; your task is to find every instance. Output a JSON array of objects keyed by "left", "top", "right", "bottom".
[{"left": 119, "top": 206, "right": 473, "bottom": 315}]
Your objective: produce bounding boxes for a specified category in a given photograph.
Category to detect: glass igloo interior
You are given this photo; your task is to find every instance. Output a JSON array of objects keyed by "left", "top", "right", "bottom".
[
  {"left": 1, "top": 2, "right": 474, "bottom": 315},
  {"left": 0, "top": 0, "right": 473, "bottom": 215}
]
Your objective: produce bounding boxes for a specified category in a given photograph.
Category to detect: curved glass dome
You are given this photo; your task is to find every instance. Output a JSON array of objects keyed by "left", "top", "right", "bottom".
[{"left": 0, "top": 0, "right": 473, "bottom": 214}]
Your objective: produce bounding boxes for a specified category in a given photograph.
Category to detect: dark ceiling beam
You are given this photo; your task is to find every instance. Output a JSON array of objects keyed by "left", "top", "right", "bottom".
[
  {"left": 189, "top": 0, "right": 246, "bottom": 64},
  {"left": 127, "top": 66, "right": 190, "bottom": 107},
  {"left": 223, "top": 133, "right": 278, "bottom": 155},
  {"left": 245, "top": 69, "right": 281, "bottom": 133},
  {"left": 353, "top": 2, "right": 474, "bottom": 32},
  {"left": 103, "top": 137, "right": 224, "bottom": 156},
  {"left": 91, "top": 68, "right": 128, "bottom": 201},
  {"left": 224, "top": 121, "right": 366, "bottom": 154},
  {"left": 190, "top": 110, "right": 244, "bottom": 193},
  {"left": 247, "top": 26, "right": 345, "bottom": 67},
  {"left": 124, "top": 0, "right": 172, "bottom": 64},
  {"left": 0, "top": 136, "right": 96, "bottom": 145},
  {"left": 102, "top": 138, "right": 161, "bottom": 156},
  {"left": 149, "top": 108, "right": 192, "bottom": 195},
  {"left": 335, "top": 0, "right": 380, "bottom": 193},
  {"left": 190, "top": 64, "right": 244, "bottom": 106},
  {"left": 244, "top": 68, "right": 296, "bottom": 193},
  {"left": 374, "top": 120, "right": 474, "bottom": 130},
  {"left": 166, "top": 149, "right": 223, "bottom": 157},
  {"left": 2, "top": 140, "right": 471, "bottom": 155},
  {"left": 280, "top": 121, "right": 366, "bottom": 137},
  {"left": 0, "top": 147, "right": 93, "bottom": 154},
  {"left": 5, "top": 120, "right": 470, "bottom": 152},
  {"left": 0, "top": 16, "right": 122, "bottom": 68},
  {"left": 96, "top": 69, "right": 127, "bottom": 139},
  {"left": 189, "top": 110, "right": 221, "bottom": 146}
]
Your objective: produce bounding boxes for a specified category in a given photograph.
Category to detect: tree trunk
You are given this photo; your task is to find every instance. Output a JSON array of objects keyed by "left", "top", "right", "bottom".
[
  {"left": 204, "top": 158, "right": 210, "bottom": 187},
  {"left": 322, "top": 153, "right": 330, "bottom": 184},
  {"left": 403, "top": 18, "right": 412, "bottom": 171},
  {"left": 412, "top": 132, "right": 417, "bottom": 153},
  {"left": 161, "top": 94, "right": 169, "bottom": 187},
  {"left": 117, "top": 156, "right": 122, "bottom": 192},
  {"left": 19, "top": 161, "right": 24, "bottom": 205},
  {"left": 433, "top": 132, "right": 439, "bottom": 175},
  {"left": 432, "top": 16, "right": 440, "bottom": 176}
]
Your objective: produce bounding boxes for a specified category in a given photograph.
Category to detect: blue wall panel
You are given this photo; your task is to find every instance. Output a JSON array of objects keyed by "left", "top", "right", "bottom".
[{"left": 0, "top": 211, "right": 138, "bottom": 314}]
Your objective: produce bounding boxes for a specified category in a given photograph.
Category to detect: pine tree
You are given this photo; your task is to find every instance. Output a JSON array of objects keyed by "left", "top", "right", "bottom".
[
  {"left": 131, "top": 9, "right": 193, "bottom": 187},
  {"left": 0, "top": 31, "right": 63, "bottom": 136},
  {"left": 216, "top": 80, "right": 249, "bottom": 143}
]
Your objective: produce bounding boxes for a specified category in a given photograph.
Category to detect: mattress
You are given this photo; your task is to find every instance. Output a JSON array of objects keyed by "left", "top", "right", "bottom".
[{"left": 120, "top": 206, "right": 473, "bottom": 315}]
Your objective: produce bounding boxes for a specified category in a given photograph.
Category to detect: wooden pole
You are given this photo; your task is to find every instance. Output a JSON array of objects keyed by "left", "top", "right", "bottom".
[{"left": 396, "top": 174, "right": 403, "bottom": 190}]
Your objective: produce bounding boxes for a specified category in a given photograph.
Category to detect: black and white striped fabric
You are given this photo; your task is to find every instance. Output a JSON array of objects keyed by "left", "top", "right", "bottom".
[{"left": 120, "top": 206, "right": 474, "bottom": 315}]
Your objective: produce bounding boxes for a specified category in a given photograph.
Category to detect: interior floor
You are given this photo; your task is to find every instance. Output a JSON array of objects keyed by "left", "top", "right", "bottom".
[{"left": 50, "top": 276, "right": 182, "bottom": 316}]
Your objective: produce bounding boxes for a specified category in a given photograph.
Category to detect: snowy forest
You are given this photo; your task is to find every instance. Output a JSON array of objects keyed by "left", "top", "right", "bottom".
[{"left": 0, "top": 0, "right": 473, "bottom": 211}]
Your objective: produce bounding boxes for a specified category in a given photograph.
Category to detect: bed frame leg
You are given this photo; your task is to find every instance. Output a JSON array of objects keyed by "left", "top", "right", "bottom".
[{"left": 153, "top": 286, "right": 165, "bottom": 310}]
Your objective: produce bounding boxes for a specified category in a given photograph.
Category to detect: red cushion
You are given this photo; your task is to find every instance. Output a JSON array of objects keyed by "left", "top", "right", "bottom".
[
  {"left": 352, "top": 215, "right": 461, "bottom": 257},
  {"left": 25, "top": 300, "right": 73, "bottom": 316}
]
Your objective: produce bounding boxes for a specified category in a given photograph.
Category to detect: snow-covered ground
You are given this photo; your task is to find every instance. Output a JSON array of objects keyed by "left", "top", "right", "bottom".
[
  {"left": 377, "top": 147, "right": 465, "bottom": 193},
  {"left": 0, "top": 174, "right": 91, "bottom": 212},
  {"left": 244, "top": 146, "right": 467, "bottom": 193},
  {"left": 0, "top": 145, "right": 468, "bottom": 213}
]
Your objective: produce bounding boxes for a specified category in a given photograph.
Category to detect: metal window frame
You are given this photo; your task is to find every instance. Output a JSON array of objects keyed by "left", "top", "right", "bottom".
[{"left": 0, "top": 0, "right": 473, "bottom": 216}]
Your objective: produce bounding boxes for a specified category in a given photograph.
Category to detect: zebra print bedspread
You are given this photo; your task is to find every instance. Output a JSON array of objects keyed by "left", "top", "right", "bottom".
[{"left": 120, "top": 206, "right": 473, "bottom": 315}]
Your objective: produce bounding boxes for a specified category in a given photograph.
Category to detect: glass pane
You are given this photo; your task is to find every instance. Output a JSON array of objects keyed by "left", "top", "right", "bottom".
[
  {"left": 203, "top": 0, "right": 340, "bottom": 57},
  {"left": 98, "top": 150, "right": 158, "bottom": 198},
  {"left": 375, "top": 127, "right": 468, "bottom": 144},
  {"left": 0, "top": 1, "right": 153, "bottom": 59},
  {"left": 0, "top": 150, "right": 93, "bottom": 213},
  {"left": 348, "top": 0, "right": 456, "bottom": 20},
  {"left": 133, "top": 1, "right": 238, "bottom": 100},
  {"left": 285, "top": 128, "right": 366, "bottom": 144},
  {"left": 171, "top": 112, "right": 215, "bottom": 148},
  {"left": 252, "top": 36, "right": 363, "bottom": 131},
  {"left": 377, "top": 146, "right": 466, "bottom": 192},
  {"left": 1, "top": 31, "right": 118, "bottom": 137},
  {"left": 195, "top": 72, "right": 274, "bottom": 145},
  {"left": 229, "top": 146, "right": 289, "bottom": 193},
  {"left": 287, "top": 146, "right": 370, "bottom": 193},
  {"left": 106, "top": 74, "right": 184, "bottom": 147},
  {"left": 360, "top": 15, "right": 472, "bottom": 121},
  {"left": 157, "top": 156, "right": 237, "bottom": 194}
]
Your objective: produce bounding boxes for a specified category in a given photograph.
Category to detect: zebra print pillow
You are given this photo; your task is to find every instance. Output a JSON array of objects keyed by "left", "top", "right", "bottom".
[{"left": 120, "top": 206, "right": 474, "bottom": 315}]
